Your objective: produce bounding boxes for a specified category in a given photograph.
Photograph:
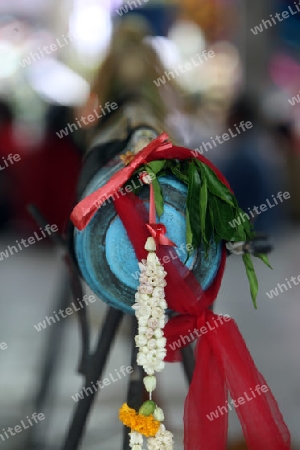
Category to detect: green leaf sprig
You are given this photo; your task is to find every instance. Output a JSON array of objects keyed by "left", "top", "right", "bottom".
[{"left": 129, "top": 158, "right": 271, "bottom": 308}]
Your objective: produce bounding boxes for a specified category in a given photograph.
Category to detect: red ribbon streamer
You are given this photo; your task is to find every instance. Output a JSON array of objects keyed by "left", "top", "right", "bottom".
[
  {"left": 114, "top": 193, "right": 290, "bottom": 450},
  {"left": 71, "top": 133, "right": 291, "bottom": 449}
]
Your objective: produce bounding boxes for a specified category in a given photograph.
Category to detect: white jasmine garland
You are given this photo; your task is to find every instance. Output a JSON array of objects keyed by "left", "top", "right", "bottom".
[
  {"left": 132, "top": 236, "right": 174, "bottom": 450},
  {"left": 133, "top": 237, "right": 167, "bottom": 376}
]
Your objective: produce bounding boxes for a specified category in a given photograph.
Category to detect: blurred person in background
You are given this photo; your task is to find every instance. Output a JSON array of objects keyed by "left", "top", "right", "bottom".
[
  {"left": 76, "top": 17, "right": 187, "bottom": 172},
  {"left": 0, "top": 93, "right": 84, "bottom": 235},
  {"left": 220, "top": 94, "right": 286, "bottom": 233},
  {"left": 272, "top": 121, "right": 300, "bottom": 222},
  {"left": 0, "top": 100, "right": 20, "bottom": 231},
  {"left": 13, "top": 103, "right": 83, "bottom": 234}
]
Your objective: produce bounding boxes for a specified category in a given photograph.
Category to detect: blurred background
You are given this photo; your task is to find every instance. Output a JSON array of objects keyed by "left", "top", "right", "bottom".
[{"left": 0, "top": 0, "right": 299, "bottom": 449}]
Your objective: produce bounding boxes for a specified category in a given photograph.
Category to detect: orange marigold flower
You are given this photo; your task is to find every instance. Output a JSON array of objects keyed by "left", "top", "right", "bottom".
[
  {"left": 119, "top": 403, "right": 160, "bottom": 438},
  {"left": 120, "top": 151, "right": 135, "bottom": 165}
]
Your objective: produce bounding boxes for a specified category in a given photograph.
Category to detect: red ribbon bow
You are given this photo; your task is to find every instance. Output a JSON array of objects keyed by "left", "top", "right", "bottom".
[{"left": 71, "top": 134, "right": 291, "bottom": 450}]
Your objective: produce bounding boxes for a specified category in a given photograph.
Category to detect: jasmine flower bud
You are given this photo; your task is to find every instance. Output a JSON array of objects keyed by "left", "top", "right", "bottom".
[
  {"left": 143, "top": 375, "right": 157, "bottom": 393},
  {"left": 145, "top": 237, "right": 156, "bottom": 252},
  {"left": 153, "top": 406, "right": 164, "bottom": 422}
]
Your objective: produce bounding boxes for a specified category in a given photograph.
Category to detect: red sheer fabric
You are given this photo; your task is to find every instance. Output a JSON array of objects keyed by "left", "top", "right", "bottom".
[{"left": 114, "top": 192, "right": 290, "bottom": 450}]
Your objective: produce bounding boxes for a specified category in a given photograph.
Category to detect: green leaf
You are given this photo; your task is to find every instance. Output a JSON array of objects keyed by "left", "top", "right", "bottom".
[
  {"left": 125, "top": 176, "right": 142, "bottom": 195},
  {"left": 169, "top": 162, "right": 189, "bottom": 184},
  {"left": 255, "top": 253, "right": 273, "bottom": 269},
  {"left": 187, "top": 162, "right": 202, "bottom": 248},
  {"left": 206, "top": 199, "right": 214, "bottom": 244},
  {"left": 195, "top": 160, "right": 235, "bottom": 206},
  {"left": 224, "top": 206, "right": 254, "bottom": 242},
  {"left": 210, "top": 196, "right": 239, "bottom": 242},
  {"left": 145, "top": 167, "right": 164, "bottom": 217},
  {"left": 152, "top": 177, "right": 164, "bottom": 217},
  {"left": 235, "top": 221, "right": 247, "bottom": 241},
  {"left": 185, "top": 208, "right": 193, "bottom": 260},
  {"left": 147, "top": 160, "right": 166, "bottom": 175},
  {"left": 199, "top": 176, "right": 208, "bottom": 244},
  {"left": 237, "top": 208, "right": 255, "bottom": 238},
  {"left": 209, "top": 206, "right": 222, "bottom": 244},
  {"left": 242, "top": 253, "right": 258, "bottom": 309}
]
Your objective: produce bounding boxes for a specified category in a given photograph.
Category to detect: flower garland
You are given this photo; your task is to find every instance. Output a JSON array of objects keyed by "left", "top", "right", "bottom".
[{"left": 119, "top": 236, "right": 174, "bottom": 450}]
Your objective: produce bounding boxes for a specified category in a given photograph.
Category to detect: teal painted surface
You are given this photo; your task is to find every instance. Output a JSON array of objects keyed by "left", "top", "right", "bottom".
[{"left": 74, "top": 174, "right": 221, "bottom": 315}]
